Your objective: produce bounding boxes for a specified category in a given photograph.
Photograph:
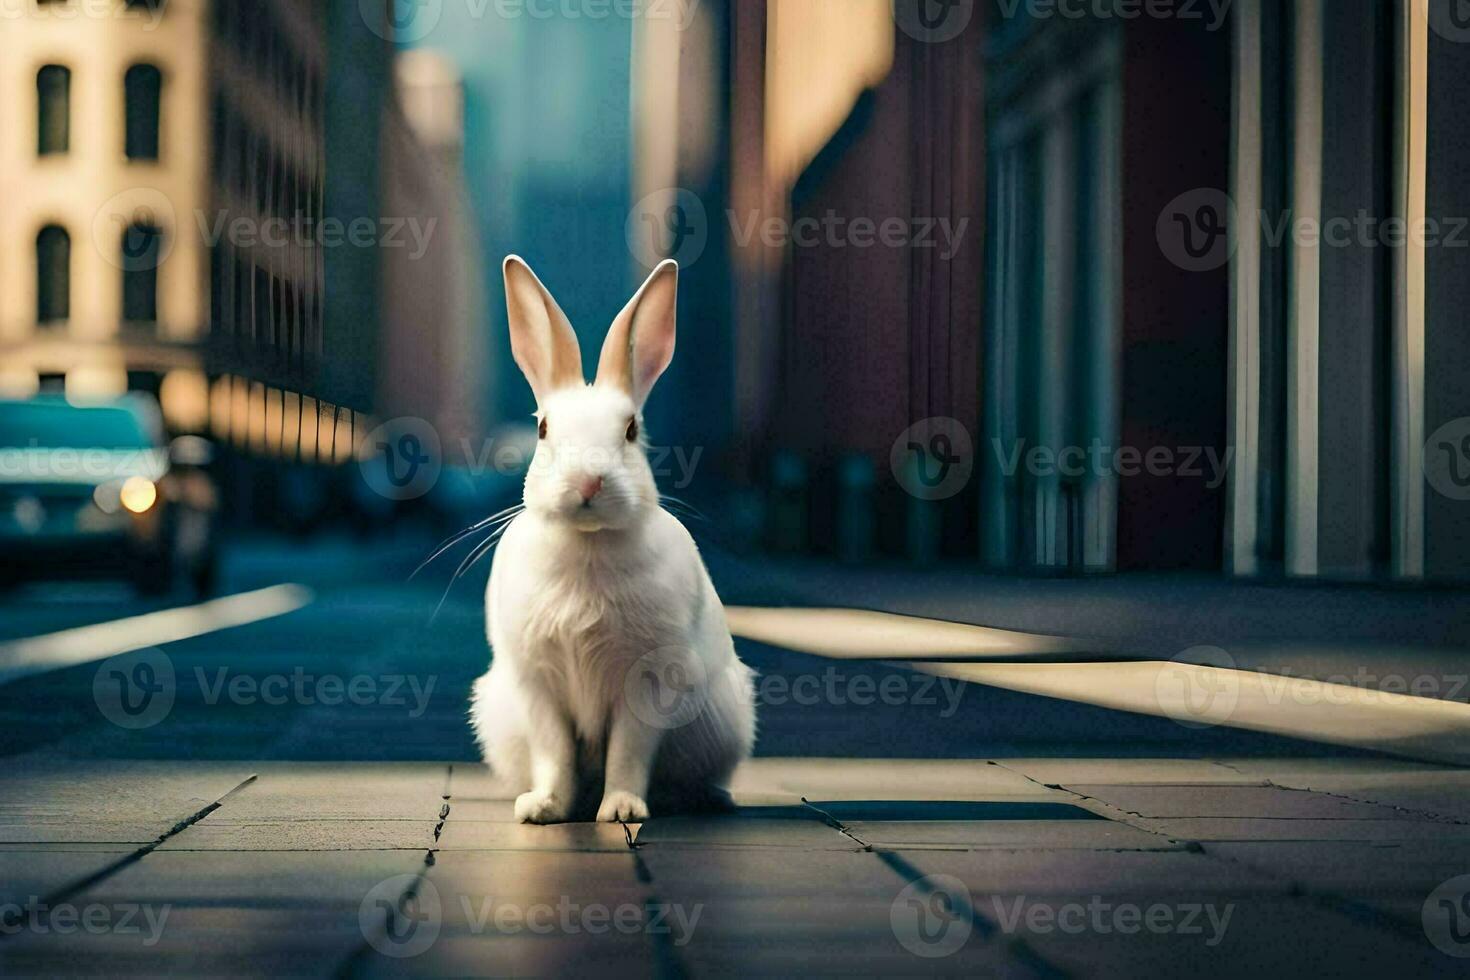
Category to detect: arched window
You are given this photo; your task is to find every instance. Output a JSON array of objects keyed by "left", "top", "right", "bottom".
[
  {"left": 36, "top": 226, "right": 71, "bottom": 324},
  {"left": 124, "top": 64, "right": 162, "bottom": 161},
  {"left": 37, "top": 65, "right": 70, "bottom": 156},
  {"left": 122, "top": 223, "right": 164, "bottom": 323}
]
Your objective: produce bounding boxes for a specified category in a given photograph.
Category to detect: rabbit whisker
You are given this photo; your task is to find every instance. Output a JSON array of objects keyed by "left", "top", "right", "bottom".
[{"left": 411, "top": 505, "right": 524, "bottom": 580}]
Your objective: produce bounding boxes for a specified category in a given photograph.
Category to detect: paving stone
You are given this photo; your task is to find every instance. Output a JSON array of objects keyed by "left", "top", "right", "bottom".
[
  {"left": 0, "top": 906, "right": 364, "bottom": 978},
  {"left": 731, "top": 758, "right": 1061, "bottom": 801},
  {"left": 0, "top": 761, "right": 254, "bottom": 845},
  {"left": 76, "top": 850, "right": 428, "bottom": 907},
  {"left": 354, "top": 930, "right": 658, "bottom": 979},
  {"left": 429, "top": 851, "right": 642, "bottom": 909},
  {"left": 637, "top": 847, "right": 904, "bottom": 899},
  {"left": 987, "top": 893, "right": 1459, "bottom": 979},
  {"left": 0, "top": 851, "right": 136, "bottom": 908},
  {"left": 156, "top": 820, "right": 439, "bottom": 851},
  {"left": 434, "top": 820, "right": 631, "bottom": 852},
  {"left": 903, "top": 847, "right": 1288, "bottom": 897},
  {"left": 1244, "top": 770, "right": 1470, "bottom": 822},
  {"left": 679, "top": 938, "right": 1039, "bottom": 978},
  {"left": 847, "top": 819, "right": 1182, "bottom": 851},
  {"left": 443, "top": 799, "right": 513, "bottom": 822},
  {"left": 633, "top": 814, "right": 865, "bottom": 850},
  {"left": 1064, "top": 784, "right": 1408, "bottom": 819},
  {"left": 1128, "top": 817, "right": 1470, "bottom": 843},
  {"left": 1218, "top": 757, "right": 1451, "bottom": 783},
  {"left": 444, "top": 763, "right": 515, "bottom": 802},
  {"left": 213, "top": 764, "right": 448, "bottom": 821},
  {"left": 0, "top": 822, "right": 167, "bottom": 845},
  {"left": 999, "top": 759, "right": 1263, "bottom": 786},
  {"left": 1202, "top": 840, "right": 1470, "bottom": 895}
]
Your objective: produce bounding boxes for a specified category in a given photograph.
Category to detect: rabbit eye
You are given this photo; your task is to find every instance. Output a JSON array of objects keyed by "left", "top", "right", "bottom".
[
  {"left": 626, "top": 417, "right": 638, "bottom": 442},
  {"left": 538, "top": 417, "right": 547, "bottom": 440}
]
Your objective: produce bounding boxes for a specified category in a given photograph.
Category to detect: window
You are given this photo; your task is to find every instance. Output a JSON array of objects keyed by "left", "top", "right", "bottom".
[
  {"left": 122, "top": 223, "right": 164, "bottom": 322},
  {"left": 37, "top": 66, "right": 70, "bottom": 156},
  {"left": 125, "top": 64, "right": 163, "bottom": 160},
  {"left": 36, "top": 226, "right": 71, "bottom": 324}
]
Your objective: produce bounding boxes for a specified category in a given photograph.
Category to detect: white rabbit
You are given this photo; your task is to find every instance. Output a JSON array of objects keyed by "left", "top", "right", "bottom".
[{"left": 470, "top": 255, "right": 756, "bottom": 824}]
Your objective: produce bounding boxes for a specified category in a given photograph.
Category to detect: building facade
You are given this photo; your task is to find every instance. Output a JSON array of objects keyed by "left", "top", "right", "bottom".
[{"left": 0, "top": 0, "right": 209, "bottom": 403}]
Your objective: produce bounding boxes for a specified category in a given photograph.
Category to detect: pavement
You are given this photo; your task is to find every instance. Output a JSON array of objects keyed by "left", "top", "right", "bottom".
[
  {"left": 3, "top": 756, "right": 1470, "bottom": 976},
  {"left": 1, "top": 530, "right": 1469, "bottom": 976}
]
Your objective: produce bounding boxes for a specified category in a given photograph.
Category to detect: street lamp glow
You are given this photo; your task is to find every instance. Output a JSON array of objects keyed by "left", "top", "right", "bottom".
[{"left": 119, "top": 477, "right": 157, "bottom": 514}]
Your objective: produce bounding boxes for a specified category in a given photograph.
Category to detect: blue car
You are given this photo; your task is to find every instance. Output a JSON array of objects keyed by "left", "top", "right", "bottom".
[{"left": 0, "top": 394, "right": 218, "bottom": 596}]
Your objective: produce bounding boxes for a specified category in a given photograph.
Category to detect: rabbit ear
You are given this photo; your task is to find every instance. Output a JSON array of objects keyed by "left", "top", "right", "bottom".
[
  {"left": 503, "top": 255, "right": 583, "bottom": 407},
  {"left": 596, "top": 259, "right": 677, "bottom": 409}
]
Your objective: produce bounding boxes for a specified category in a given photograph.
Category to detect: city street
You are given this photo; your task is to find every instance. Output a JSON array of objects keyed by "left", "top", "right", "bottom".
[{"left": 2, "top": 533, "right": 1470, "bottom": 975}]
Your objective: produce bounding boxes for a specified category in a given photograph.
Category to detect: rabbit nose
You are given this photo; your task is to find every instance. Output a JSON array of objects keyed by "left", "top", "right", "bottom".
[{"left": 578, "top": 475, "right": 604, "bottom": 503}]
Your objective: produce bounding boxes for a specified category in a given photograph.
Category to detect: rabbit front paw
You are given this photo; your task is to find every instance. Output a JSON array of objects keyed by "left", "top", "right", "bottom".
[
  {"left": 515, "top": 790, "right": 570, "bottom": 824},
  {"left": 596, "top": 790, "right": 650, "bottom": 823}
]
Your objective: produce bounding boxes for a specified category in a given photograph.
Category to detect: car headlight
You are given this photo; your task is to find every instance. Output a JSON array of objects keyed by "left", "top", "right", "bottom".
[{"left": 119, "top": 476, "right": 158, "bottom": 514}]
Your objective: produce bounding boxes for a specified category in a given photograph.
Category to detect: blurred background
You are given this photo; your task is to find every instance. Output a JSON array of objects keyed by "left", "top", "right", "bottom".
[{"left": 2, "top": 0, "right": 1470, "bottom": 761}]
